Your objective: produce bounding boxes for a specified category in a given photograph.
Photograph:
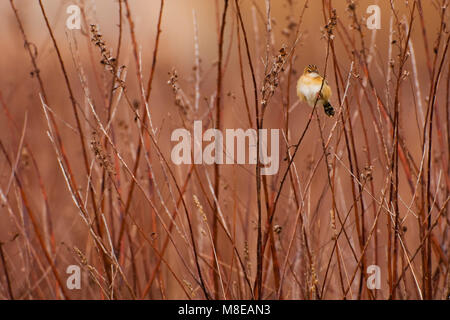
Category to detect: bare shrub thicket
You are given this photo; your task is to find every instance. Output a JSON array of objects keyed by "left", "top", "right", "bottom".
[{"left": 0, "top": 0, "right": 448, "bottom": 300}]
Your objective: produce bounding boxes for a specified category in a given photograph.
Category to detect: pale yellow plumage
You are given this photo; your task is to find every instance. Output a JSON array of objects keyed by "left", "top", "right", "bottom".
[{"left": 296, "top": 64, "right": 334, "bottom": 116}]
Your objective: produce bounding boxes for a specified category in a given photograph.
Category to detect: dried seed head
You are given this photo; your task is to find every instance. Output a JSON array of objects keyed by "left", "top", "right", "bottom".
[
  {"left": 193, "top": 195, "right": 207, "bottom": 222},
  {"left": 90, "top": 131, "right": 114, "bottom": 175},
  {"left": 260, "top": 45, "right": 288, "bottom": 108}
]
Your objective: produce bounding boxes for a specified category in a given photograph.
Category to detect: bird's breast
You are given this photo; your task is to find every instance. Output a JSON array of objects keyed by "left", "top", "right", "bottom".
[{"left": 297, "top": 76, "right": 323, "bottom": 105}]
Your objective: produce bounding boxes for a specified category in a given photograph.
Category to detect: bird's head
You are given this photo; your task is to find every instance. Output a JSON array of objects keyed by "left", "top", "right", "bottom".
[{"left": 303, "top": 64, "right": 319, "bottom": 76}]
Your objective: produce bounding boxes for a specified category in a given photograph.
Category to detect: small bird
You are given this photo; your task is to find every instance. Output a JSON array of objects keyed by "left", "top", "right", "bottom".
[{"left": 296, "top": 64, "right": 335, "bottom": 117}]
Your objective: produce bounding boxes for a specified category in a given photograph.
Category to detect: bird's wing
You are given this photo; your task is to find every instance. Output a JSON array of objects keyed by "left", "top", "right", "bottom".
[
  {"left": 321, "top": 82, "right": 332, "bottom": 101},
  {"left": 297, "top": 91, "right": 306, "bottom": 101}
]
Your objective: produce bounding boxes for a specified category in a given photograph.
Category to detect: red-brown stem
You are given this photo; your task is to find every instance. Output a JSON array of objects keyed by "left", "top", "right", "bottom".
[
  {"left": 212, "top": 0, "right": 229, "bottom": 299},
  {"left": 116, "top": 0, "right": 164, "bottom": 254},
  {"left": 0, "top": 142, "right": 70, "bottom": 299},
  {"left": 0, "top": 242, "right": 14, "bottom": 299}
]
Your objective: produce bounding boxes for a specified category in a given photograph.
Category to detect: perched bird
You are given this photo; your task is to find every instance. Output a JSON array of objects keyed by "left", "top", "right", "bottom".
[{"left": 296, "top": 64, "right": 335, "bottom": 117}]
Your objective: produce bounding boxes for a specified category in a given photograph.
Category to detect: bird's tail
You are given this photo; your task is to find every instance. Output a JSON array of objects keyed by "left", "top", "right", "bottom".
[{"left": 323, "top": 101, "right": 335, "bottom": 117}]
